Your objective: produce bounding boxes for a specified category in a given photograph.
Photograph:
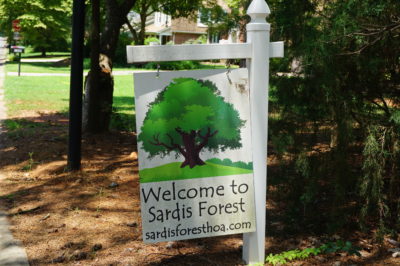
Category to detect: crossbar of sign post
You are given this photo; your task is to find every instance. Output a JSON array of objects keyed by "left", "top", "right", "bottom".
[
  {"left": 126, "top": 0, "right": 283, "bottom": 264},
  {"left": 127, "top": 42, "right": 283, "bottom": 63}
]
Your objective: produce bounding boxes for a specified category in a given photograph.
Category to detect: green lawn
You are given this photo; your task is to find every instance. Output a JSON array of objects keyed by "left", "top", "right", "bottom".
[
  {"left": 5, "top": 61, "right": 228, "bottom": 74},
  {"left": 6, "top": 61, "right": 71, "bottom": 74},
  {"left": 5, "top": 76, "right": 71, "bottom": 115},
  {"left": 139, "top": 162, "right": 253, "bottom": 183},
  {"left": 4, "top": 74, "right": 135, "bottom": 125},
  {"left": 21, "top": 51, "right": 71, "bottom": 58},
  {"left": 3, "top": 56, "right": 229, "bottom": 131}
]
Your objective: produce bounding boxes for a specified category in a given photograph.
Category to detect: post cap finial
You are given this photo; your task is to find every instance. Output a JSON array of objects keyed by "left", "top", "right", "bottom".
[{"left": 247, "top": 0, "right": 271, "bottom": 20}]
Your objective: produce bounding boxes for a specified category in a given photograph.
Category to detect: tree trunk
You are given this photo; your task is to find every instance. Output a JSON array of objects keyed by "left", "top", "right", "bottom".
[
  {"left": 83, "top": 0, "right": 137, "bottom": 133},
  {"left": 181, "top": 152, "right": 205, "bottom": 169},
  {"left": 83, "top": 71, "right": 114, "bottom": 132},
  {"left": 179, "top": 130, "right": 205, "bottom": 168},
  {"left": 83, "top": 0, "right": 102, "bottom": 132},
  {"left": 125, "top": 17, "right": 138, "bottom": 44}
]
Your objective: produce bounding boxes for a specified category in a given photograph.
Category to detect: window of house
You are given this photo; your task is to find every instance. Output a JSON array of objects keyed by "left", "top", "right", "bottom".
[{"left": 197, "top": 8, "right": 210, "bottom": 27}]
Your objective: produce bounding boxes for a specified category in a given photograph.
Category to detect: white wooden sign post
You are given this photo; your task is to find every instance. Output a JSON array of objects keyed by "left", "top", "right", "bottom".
[{"left": 127, "top": 0, "right": 283, "bottom": 263}]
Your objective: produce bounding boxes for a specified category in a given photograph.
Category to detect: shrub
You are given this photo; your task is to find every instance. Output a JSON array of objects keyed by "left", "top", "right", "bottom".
[
  {"left": 114, "top": 32, "right": 134, "bottom": 66},
  {"left": 144, "top": 37, "right": 160, "bottom": 45},
  {"left": 144, "top": 60, "right": 201, "bottom": 70}
]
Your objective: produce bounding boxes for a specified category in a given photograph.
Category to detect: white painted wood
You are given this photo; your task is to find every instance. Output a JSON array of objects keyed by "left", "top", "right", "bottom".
[
  {"left": 126, "top": 43, "right": 252, "bottom": 63},
  {"left": 243, "top": 0, "right": 272, "bottom": 264},
  {"left": 125, "top": 1, "right": 284, "bottom": 264},
  {"left": 270, "top": 41, "right": 284, "bottom": 58}
]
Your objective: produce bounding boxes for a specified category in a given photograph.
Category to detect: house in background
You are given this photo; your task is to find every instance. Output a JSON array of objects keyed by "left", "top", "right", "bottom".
[
  {"left": 128, "top": 1, "right": 238, "bottom": 45},
  {"left": 134, "top": 11, "right": 208, "bottom": 45}
]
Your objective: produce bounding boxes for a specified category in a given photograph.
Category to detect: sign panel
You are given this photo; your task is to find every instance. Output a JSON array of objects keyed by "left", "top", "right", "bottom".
[
  {"left": 13, "top": 32, "right": 21, "bottom": 41},
  {"left": 134, "top": 69, "right": 256, "bottom": 243},
  {"left": 11, "top": 46, "right": 25, "bottom": 53}
]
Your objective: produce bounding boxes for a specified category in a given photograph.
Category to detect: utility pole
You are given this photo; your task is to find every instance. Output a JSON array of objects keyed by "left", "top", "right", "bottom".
[{"left": 67, "top": 0, "right": 85, "bottom": 170}]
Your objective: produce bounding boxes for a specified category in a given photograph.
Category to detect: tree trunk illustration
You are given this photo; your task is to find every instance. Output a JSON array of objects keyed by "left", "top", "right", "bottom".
[
  {"left": 180, "top": 130, "right": 206, "bottom": 168},
  {"left": 148, "top": 127, "right": 218, "bottom": 169}
]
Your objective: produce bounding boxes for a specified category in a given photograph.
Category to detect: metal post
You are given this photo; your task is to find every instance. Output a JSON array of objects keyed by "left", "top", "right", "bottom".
[
  {"left": 18, "top": 52, "right": 21, "bottom": 76},
  {"left": 243, "top": 0, "right": 271, "bottom": 264},
  {"left": 67, "top": 0, "right": 85, "bottom": 171}
]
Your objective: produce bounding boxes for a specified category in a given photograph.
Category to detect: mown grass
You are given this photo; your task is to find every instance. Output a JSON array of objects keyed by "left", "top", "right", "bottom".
[
  {"left": 4, "top": 76, "right": 71, "bottom": 115},
  {"left": 139, "top": 162, "right": 252, "bottom": 183},
  {"left": 6, "top": 60, "right": 228, "bottom": 74},
  {"left": 6, "top": 61, "right": 71, "bottom": 73},
  {"left": 4, "top": 74, "right": 135, "bottom": 120},
  {"left": 3, "top": 55, "right": 229, "bottom": 130},
  {"left": 21, "top": 51, "right": 71, "bottom": 58}
]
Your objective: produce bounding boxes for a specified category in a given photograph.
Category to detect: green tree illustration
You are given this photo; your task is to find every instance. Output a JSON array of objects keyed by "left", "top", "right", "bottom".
[{"left": 139, "top": 78, "right": 244, "bottom": 169}]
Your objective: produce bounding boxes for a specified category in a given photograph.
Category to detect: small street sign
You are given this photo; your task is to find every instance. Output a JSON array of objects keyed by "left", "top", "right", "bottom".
[
  {"left": 11, "top": 45, "right": 25, "bottom": 53},
  {"left": 13, "top": 32, "right": 22, "bottom": 41},
  {"left": 12, "top": 19, "right": 21, "bottom": 32},
  {"left": 11, "top": 45, "right": 25, "bottom": 77}
]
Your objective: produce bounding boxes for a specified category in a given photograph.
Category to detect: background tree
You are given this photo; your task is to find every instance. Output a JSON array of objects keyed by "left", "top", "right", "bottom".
[
  {"left": 0, "top": 0, "right": 72, "bottom": 55},
  {"left": 138, "top": 78, "right": 244, "bottom": 168},
  {"left": 201, "top": 0, "right": 251, "bottom": 43},
  {"left": 267, "top": 0, "right": 400, "bottom": 236},
  {"left": 83, "top": 0, "right": 204, "bottom": 132},
  {"left": 83, "top": 0, "right": 138, "bottom": 132}
]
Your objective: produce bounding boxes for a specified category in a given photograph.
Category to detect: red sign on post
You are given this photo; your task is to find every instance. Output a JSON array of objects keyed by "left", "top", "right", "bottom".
[{"left": 12, "top": 19, "right": 21, "bottom": 32}]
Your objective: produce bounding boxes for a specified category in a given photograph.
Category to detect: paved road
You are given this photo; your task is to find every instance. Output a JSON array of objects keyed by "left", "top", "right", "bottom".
[{"left": 0, "top": 37, "right": 30, "bottom": 266}]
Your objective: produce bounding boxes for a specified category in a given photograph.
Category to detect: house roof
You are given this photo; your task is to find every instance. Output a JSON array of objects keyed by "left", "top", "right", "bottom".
[{"left": 145, "top": 24, "right": 172, "bottom": 36}]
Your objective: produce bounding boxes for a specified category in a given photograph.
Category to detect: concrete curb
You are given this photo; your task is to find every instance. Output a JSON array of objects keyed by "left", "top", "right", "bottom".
[
  {"left": 0, "top": 37, "right": 30, "bottom": 266},
  {"left": 0, "top": 213, "right": 30, "bottom": 266}
]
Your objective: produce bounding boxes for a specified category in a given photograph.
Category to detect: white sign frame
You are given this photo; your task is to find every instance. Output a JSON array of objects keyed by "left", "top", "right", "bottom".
[{"left": 126, "top": 0, "right": 284, "bottom": 263}]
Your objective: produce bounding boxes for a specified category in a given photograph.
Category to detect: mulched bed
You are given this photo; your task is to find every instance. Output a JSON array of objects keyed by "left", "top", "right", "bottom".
[{"left": 0, "top": 112, "right": 399, "bottom": 265}]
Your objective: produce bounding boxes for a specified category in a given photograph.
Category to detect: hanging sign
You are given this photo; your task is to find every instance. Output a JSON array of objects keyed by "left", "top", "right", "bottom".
[{"left": 134, "top": 69, "right": 256, "bottom": 243}]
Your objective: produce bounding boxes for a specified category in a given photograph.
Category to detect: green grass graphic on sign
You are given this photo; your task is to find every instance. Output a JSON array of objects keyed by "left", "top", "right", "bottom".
[{"left": 140, "top": 162, "right": 252, "bottom": 183}]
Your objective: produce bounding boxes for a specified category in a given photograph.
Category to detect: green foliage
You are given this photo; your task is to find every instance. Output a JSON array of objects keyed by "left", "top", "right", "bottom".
[
  {"left": 3, "top": 119, "right": 47, "bottom": 131},
  {"left": 360, "top": 125, "right": 399, "bottom": 237},
  {"left": 144, "top": 60, "right": 201, "bottom": 70},
  {"left": 110, "top": 109, "right": 136, "bottom": 132},
  {"left": 139, "top": 78, "right": 244, "bottom": 159},
  {"left": 266, "top": 0, "right": 400, "bottom": 235},
  {"left": 0, "top": 0, "right": 72, "bottom": 53},
  {"left": 7, "top": 53, "right": 17, "bottom": 62},
  {"left": 199, "top": 0, "right": 249, "bottom": 39},
  {"left": 266, "top": 241, "right": 361, "bottom": 265},
  {"left": 114, "top": 32, "right": 134, "bottom": 66},
  {"left": 206, "top": 158, "right": 253, "bottom": 170},
  {"left": 266, "top": 248, "right": 321, "bottom": 265},
  {"left": 184, "top": 35, "right": 207, "bottom": 44},
  {"left": 144, "top": 37, "right": 160, "bottom": 45},
  {"left": 132, "top": 0, "right": 203, "bottom": 45},
  {"left": 21, "top": 152, "right": 38, "bottom": 171}
]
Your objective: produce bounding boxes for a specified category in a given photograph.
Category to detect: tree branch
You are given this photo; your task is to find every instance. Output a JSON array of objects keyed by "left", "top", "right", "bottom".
[
  {"left": 370, "top": 99, "right": 391, "bottom": 118},
  {"left": 125, "top": 16, "right": 138, "bottom": 43},
  {"left": 196, "top": 128, "right": 218, "bottom": 152},
  {"left": 149, "top": 134, "right": 175, "bottom": 150},
  {"left": 167, "top": 134, "right": 186, "bottom": 157}
]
